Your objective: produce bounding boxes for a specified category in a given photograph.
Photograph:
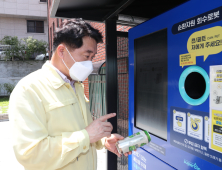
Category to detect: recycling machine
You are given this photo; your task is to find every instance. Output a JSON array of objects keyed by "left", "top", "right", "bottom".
[{"left": 128, "top": 0, "right": 222, "bottom": 169}]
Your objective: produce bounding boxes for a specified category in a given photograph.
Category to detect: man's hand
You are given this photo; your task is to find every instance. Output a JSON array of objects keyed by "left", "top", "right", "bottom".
[
  {"left": 85, "top": 113, "right": 116, "bottom": 143},
  {"left": 105, "top": 134, "right": 133, "bottom": 157}
]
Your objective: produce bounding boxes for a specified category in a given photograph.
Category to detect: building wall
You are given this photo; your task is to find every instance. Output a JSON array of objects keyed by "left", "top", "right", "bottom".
[
  {"left": 0, "top": 0, "right": 48, "bottom": 42},
  {"left": 47, "top": 0, "right": 131, "bottom": 99},
  {"left": 0, "top": 0, "right": 47, "bottom": 18},
  {"left": 48, "top": 17, "right": 61, "bottom": 55},
  {"left": 0, "top": 0, "right": 48, "bottom": 96},
  {"left": 0, "top": 17, "right": 48, "bottom": 42},
  {"left": 82, "top": 25, "right": 130, "bottom": 99},
  {"left": 0, "top": 60, "right": 45, "bottom": 96}
]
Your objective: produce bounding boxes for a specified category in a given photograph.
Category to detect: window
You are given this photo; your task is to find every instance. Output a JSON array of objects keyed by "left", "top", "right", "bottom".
[
  {"left": 40, "top": 0, "right": 47, "bottom": 2},
  {"left": 27, "top": 20, "right": 44, "bottom": 33}
]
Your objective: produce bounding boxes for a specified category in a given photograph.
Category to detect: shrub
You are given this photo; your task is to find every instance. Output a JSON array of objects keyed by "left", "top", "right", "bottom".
[
  {"left": 22, "top": 37, "right": 48, "bottom": 60},
  {"left": 3, "top": 83, "right": 15, "bottom": 94},
  {"left": 0, "top": 36, "right": 48, "bottom": 60},
  {"left": 0, "top": 36, "right": 26, "bottom": 61}
]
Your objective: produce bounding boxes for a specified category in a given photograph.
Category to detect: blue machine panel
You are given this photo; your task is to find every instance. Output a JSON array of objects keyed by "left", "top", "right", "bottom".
[
  {"left": 130, "top": 148, "right": 175, "bottom": 170},
  {"left": 128, "top": 0, "right": 222, "bottom": 170}
]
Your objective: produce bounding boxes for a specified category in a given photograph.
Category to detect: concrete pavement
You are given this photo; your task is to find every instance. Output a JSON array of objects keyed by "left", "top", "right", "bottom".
[
  {"left": 0, "top": 121, "right": 24, "bottom": 170},
  {"left": 0, "top": 121, "right": 107, "bottom": 170}
]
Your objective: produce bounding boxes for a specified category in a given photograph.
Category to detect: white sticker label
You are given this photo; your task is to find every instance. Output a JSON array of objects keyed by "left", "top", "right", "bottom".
[
  {"left": 204, "top": 117, "right": 209, "bottom": 143},
  {"left": 187, "top": 113, "right": 203, "bottom": 140},
  {"left": 213, "top": 133, "right": 222, "bottom": 148},
  {"left": 209, "top": 65, "right": 222, "bottom": 153},
  {"left": 173, "top": 110, "right": 186, "bottom": 135},
  {"left": 210, "top": 66, "right": 222, "bottom": 109}
]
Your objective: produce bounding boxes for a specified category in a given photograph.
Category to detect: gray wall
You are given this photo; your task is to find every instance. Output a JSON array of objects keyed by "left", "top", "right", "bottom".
[{"left": 0, "top": 60, "right": 45, "bottom": 96}]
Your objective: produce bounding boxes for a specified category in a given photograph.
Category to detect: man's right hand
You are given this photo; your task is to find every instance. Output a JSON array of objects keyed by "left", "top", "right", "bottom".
[{"left": 85, "top": 113, "right": 116, "bottom": 143}]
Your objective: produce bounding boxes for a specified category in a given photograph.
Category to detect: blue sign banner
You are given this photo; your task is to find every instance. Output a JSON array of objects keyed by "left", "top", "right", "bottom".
[{"left": 172, "top": 6, "right": 222, "bottom": 34}]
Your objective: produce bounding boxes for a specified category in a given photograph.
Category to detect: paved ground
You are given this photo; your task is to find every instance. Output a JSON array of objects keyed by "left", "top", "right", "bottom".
[
  {"left": 0, "top": 121, "right": 24, "bottom": 170},
  {"left": 0, "top": 121, "right": 107, "bottom": 170},
  {"left": 97, "top": 147, "right": 107, "bottom": 170}
]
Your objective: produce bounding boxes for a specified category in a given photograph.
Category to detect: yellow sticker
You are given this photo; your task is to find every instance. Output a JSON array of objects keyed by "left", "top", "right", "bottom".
[
  {"left": 190, "top": 118, "right": 201, "bottom": 132},
  {"left": 187, "top": 112, "right": 190, "bottom": 117},
  {"left": 211, "top": 110, "right": 222, "bottom": 153},
  {"left": 180, "top": 53, "right": 196, "bottom": 68},
  {"left": 177, "top": 119, "right": 182, "bottom": 127},
  {"left": 187, "top": 26, "right": 222, "bottom": 61}
]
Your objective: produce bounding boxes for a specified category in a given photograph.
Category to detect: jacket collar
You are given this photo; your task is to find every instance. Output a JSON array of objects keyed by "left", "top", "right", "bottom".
[{"left": 42, "top": 61, "right": 66, "bottom": 89}]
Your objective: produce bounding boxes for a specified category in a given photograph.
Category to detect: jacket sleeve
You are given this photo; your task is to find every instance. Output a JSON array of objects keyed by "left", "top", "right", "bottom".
[
  {"left": 9, "top": 84, "right": 90, "bottom": 170},
  {"left": 94, "top": 137, "right": 106, "bottom": 150},
  {"left": 84, "top": 95, "right": 106, "bottom": 150}
]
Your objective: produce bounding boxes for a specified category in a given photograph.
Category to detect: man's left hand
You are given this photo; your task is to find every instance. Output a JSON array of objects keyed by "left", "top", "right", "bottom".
[{"left": 104, "top": 134, "right": 133, "bottom": 157}]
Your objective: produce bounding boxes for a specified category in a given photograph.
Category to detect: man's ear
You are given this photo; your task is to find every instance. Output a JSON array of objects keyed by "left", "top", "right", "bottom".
[{"left": 56, "top": 44, "right": 65, "bottom": 59}]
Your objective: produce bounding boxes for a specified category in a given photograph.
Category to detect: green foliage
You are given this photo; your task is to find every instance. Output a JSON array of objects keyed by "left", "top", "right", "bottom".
[
  {"left": 0, "top": 36, "right": 48, "bottom": 61},
  {"left": 0, "top": 84, "right": 2, "bottom": 93},
  {"left": 22, "top": 37, "right": 48, "bottom": 60},
  {"left": 0, "top": 36, "right": 19, "bottom": 46},
  {"left": 0, "top": 36, "right": 26, "bottom": 61},
  {"left": 3, "top": 83, "right": 15, "bottom": 94}
]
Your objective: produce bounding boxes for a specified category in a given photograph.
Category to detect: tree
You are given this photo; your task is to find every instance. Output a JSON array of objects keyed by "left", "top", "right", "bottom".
[
  {"left": 0, "top": 36, "right": 19, "bottom": 46},
  {"left": 22, "top": 37, "right": 48, "bottom": 60},
  {"left": 0, "top": 36, "right": 48, "bottom": 61},
  {"left": 0, "top": 36, "right": 26, "bottom": 61}
]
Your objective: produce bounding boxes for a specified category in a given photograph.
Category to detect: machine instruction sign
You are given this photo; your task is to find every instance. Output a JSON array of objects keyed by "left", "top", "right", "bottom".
[
  {"left": 187, "top": 113, "right": 203, "bottom": 140},
  {"left": 173, "top": 110, "right": 186, "bottom": 134},
  {"left": 210, "top": 65, "right": 222, "bottom": 153},
  {"left": 171, "top": 107, "right": 222, "bottom": 168},
  {"left": 172, "top": 6, "right": 222, "bottom": 34},
  {"left": 180, "top": 26, "right": 222, "bottom": 67}
]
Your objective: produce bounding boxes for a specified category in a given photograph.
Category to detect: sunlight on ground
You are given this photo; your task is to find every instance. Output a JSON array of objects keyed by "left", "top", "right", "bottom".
[{"left": 0, "top": 97, "right": 9, "bottom": 114}]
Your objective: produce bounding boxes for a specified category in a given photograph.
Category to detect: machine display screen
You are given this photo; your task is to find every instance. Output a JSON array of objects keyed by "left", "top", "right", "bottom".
[{"left": 134, "top": 29, "right": 168, "bottom": 140}]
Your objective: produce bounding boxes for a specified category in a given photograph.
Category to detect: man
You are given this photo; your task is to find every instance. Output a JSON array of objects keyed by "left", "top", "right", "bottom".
[{"left": 9, "top": 19, "right": 131, "bottom": 170}]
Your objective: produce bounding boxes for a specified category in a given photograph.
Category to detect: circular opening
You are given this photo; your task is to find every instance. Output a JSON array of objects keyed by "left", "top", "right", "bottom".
[{"left": 185, "top": 72, "right": 206, "bottom": 99}]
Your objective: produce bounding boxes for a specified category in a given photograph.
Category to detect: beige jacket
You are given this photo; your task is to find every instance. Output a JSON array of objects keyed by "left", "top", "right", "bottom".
[{"left": 9, "top": 61, "right": 104, "bottom": 170}]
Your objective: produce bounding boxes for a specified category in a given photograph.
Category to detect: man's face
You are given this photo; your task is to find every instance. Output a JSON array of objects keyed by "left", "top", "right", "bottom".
[{"left": 64, "top": 36, "right": 97, "bottom": 69}]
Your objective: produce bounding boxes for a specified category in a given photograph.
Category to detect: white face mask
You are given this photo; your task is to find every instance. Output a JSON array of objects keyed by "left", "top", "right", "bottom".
[{"left": 62, "top": 46, "right": 93, "bottom": 81}]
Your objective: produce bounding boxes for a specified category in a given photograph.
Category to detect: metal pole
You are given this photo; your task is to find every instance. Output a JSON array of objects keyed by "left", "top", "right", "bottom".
[{"left": 105, "top": 19, "right": 118, "bottom": 170}]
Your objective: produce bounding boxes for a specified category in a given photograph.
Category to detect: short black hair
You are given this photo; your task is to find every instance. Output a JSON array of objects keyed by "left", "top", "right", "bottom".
[{"left": 53, "top": 18, "right": 103, "bottom": 51}]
